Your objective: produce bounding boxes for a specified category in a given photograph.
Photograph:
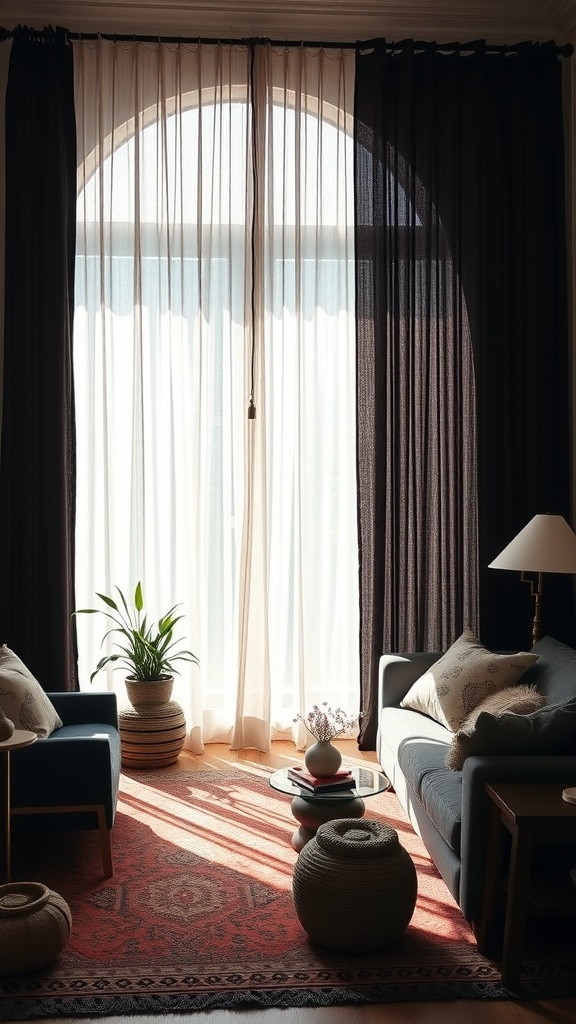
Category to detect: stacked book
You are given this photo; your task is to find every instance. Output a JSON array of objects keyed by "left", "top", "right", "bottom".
[{"left": 287, "top": 765, "right": 355, "bottom": 793}]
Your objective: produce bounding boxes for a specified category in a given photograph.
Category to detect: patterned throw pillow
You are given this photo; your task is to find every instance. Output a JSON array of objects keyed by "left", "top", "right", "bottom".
[
  {"left": 0, "top": 646, "right": 62, "bottom": 737},
  {"left": 399, "top": 628, "right": 539, "bottom": 732},
  {"left": 445, "top": 684, "right": 546, "bottom": 770}
]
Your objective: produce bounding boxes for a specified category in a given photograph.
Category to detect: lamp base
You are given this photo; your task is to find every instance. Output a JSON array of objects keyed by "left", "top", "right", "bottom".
[{"left": 520, "top": 571, "right": 543, "bottom": 646}]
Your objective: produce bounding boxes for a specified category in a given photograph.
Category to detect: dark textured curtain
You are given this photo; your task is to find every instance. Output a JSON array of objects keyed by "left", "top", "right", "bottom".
[
  {"left": 0, "top": 29, "right": 78, "bottom": 690},
  {"left": 355, "top": 41, "right": 573, "bottom": 749}
]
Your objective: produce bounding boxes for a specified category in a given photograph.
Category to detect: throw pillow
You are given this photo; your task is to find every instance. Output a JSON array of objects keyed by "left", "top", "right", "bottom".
[
  {"left": 399, "top": 628, "right": 539, "bottom": 731},
  {"left": 518, "top": 634, "right": 576, "bottom": 704},
  {"left": 445, "top": 684, "right": 546, "bottom": 770},
  {"left": 445, "top": 696, "right": 576, "bottom": 766},
  {"left": 0, "top": 646, "right": 62, "bottom": 737}
]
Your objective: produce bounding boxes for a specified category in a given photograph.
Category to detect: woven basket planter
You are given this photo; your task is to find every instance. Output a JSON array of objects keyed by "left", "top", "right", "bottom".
[
  {"left": 292, "top": 818, "right": 417, "bottom": 953},
  {"left": 125, "top": 677, "right": 174, "bottom": 707},
  {"left": 119, "top": 700, "right": 186, "bottom": 768},
  {"left": 120, "top": 676, "right": 186, "bottom": 768}
]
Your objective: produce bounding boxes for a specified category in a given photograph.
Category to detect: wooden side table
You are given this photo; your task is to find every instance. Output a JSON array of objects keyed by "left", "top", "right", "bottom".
[
  {"left": 0, "top": 729, "right": 37, "bottom": 882},
  {"left": 477, "top": 782, "right": 576, "bottom": 990}
]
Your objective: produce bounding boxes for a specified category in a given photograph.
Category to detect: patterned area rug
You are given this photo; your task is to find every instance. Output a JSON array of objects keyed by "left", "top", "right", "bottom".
[{"left": 2, "top": 764, "right": 575, "bottom": 1018}]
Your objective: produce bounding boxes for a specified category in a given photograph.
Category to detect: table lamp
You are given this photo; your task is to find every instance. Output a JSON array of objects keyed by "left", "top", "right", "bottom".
[{"left": 488, "top": 513, "right": 576, "bottom": 645}]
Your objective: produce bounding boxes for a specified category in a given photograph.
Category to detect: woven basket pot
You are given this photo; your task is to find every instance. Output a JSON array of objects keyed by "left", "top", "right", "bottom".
[
  {"left": 292, "top": 818, "right": 417, "bottom": 953},
  {"left": 0, "top": 881, "right": 72, "bottom": 976},
  {"left": 125, "top": 676, "right": 174, "bottom": 706},
  {"left": 121, "top": 676, "right": 186, "bottom": 768}
]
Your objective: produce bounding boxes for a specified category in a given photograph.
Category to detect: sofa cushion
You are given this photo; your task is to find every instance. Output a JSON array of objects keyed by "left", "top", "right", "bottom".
[
  {"left": 0, "top": 646, "right": 62, "bottom": 737},
  {"left": 445, "top": 684, "right": 546, "bottom": 770},
  {"left": 521, "top": 635, "right": 576, "bottom": 704},
  {"left": 450, "top": 697, "right": 576, "bottom": 763},
  {"left": 399, "top": 628, "right": 538, "bottom": 731},
  {"left": 380, "top": 706, "right": 462, "bottom": 854}
]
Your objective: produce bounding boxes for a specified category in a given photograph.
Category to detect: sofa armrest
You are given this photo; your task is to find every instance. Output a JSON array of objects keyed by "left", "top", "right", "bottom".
[
  {"left": 378, "top": 652, "right": 441, "bottom": 710},
  {"left": 459, "top": 754, "right": 576, "bottom": 925},
  {"left": 48, "top": 691, "right": 119, "bottom": 729}
]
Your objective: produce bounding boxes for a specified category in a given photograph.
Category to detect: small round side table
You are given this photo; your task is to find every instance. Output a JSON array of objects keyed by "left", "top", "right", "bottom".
[
  {"left": 0, "top": 729, "right": 37, "bottom": 883},
  {"left": 269, "top": 765, "right": 391, "bottom": 852}
]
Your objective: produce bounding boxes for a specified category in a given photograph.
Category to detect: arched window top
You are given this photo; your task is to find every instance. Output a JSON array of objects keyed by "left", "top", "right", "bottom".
[{"left": 79, "top": 98, "right": 354, "bottom": 227}]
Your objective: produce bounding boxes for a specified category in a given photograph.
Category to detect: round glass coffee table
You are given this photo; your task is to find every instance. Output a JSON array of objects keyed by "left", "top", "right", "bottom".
[{"left": 269, "top": 765, "right": 391, "bottom": 852}]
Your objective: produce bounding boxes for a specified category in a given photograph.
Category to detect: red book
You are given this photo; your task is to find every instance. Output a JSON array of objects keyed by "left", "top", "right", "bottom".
[{"left": 287, "top": 765, "right": 355, "bottom": 791}]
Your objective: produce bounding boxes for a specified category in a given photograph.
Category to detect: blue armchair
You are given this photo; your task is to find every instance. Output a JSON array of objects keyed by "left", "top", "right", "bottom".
[{"left": 9, "top": 691, "right": 121, "bottom": 878}]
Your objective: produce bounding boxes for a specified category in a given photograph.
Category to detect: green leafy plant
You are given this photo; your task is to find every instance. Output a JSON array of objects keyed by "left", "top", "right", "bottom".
[{"left": 74, "top": 582, "right": 199, "bottom": 683}]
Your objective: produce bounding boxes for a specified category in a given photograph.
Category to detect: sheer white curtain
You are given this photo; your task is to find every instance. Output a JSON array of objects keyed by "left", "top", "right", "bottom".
[{"left": 73, "top": 39, "right": 357, "bottom": 752}]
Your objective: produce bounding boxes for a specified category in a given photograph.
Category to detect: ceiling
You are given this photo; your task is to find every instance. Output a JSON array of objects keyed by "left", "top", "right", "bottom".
[{"left": 1, "top": 0, "right": 575, "bottom": 45}]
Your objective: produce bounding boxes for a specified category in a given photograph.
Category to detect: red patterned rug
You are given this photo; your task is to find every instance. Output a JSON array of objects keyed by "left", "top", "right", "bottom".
[{"left": 2, "top": 765, "right": 575, "bottom": 1018}]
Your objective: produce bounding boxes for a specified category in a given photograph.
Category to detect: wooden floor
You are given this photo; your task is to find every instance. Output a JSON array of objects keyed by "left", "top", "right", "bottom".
[{"left": 61, "top": 740, "right": 576, "bottom": 1024}]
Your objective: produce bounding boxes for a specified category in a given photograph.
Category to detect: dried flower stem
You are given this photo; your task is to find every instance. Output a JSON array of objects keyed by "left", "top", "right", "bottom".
[{"left": 295, "top": 702, "right": 357, "bottom": 742}]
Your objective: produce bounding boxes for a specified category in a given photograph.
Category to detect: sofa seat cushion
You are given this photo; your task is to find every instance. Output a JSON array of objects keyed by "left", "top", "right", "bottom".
[
  {"left": 380, "top": 707, "right": 462, "bottom": 854},
  {"left": 47, "top": 723, "right": 122, "bottom": 784},
  {"left": 46, "top": 722, "right": 120, "bottom": 743}
]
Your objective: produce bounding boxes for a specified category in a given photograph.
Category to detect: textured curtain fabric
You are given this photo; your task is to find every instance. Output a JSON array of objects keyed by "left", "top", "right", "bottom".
[
  {"left": 73, "top": 40, "right": 358, "bottom": 751},
  {"left": 0, "top": 42, "right": 8, "bottom": 410},
  {"left": 0, "top": 30, "right": 78, "bottom": 690},
  {"left": 355, "top": 42, "right": 572, "bottom": 749}
]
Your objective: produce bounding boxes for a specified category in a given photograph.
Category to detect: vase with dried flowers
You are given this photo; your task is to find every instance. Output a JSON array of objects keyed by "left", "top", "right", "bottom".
[{"left": 295, "top": 703, "right": 357, "bottom": 777}]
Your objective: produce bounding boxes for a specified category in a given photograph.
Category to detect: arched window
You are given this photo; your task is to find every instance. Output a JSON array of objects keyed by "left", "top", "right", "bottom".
[{"left": 73, "top": 40, "right": 358, "bottom": 751}]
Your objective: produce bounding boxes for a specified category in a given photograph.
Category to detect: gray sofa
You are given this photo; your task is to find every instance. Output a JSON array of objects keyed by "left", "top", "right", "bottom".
[{"left": 377, "top": 634, "right": 576, "bottom": 932}]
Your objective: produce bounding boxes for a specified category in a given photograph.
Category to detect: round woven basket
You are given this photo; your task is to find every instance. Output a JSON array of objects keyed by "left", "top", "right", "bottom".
[
  {"left": 119, "top": 699, "right": 186, "bottom": 768},
  {"left": 0, "top": 881, "right": 72, "bottom": 976},
  {"left": 292, "top": 818, "right": 417, "bottom": 953}
]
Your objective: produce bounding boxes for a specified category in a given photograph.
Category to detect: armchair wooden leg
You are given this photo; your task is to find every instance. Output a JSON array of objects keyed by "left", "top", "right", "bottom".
[{"left": 96, "top": 806, "right": 114, "bottom": 878}]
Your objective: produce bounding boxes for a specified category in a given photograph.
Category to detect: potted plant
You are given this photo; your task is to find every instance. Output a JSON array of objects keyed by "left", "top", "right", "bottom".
[
  {"left": 75, "top": 582, "right": 198, "bottom": 707},
  {"left": 75, "top": 583, "right": 199, "bottom": 769}
]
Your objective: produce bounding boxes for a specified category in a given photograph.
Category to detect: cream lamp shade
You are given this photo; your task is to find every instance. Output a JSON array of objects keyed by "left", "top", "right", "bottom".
[{"left": 489, "top": 514, "right": 576, "bottom": 644}]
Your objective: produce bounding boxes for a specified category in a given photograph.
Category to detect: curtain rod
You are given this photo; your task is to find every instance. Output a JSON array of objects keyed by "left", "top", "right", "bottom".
[{"left": 0, "top": 26, "right": 573, "bottom": 57}]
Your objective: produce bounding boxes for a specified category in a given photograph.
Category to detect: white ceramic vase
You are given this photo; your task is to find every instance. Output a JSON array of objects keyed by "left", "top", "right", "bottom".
[
  {"left": 304, "top": 739, "right": 342, "bottom": 777},
  {"left": 0, "top": 707, "right": 14, "bottom": 742}
]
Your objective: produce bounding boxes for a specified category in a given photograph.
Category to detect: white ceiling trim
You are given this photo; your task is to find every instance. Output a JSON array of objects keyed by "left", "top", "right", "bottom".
[
  {"left": 554, "top": 1, "right": 576, "bottom": 42},
  {"left": 1, "top": 0, "right": 574, "bottom": 44}
]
